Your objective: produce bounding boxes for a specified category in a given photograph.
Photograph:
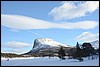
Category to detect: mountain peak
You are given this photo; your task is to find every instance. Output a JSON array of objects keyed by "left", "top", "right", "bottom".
[{"left": 32, "top": 38, "right": 70, "bottom": 50}]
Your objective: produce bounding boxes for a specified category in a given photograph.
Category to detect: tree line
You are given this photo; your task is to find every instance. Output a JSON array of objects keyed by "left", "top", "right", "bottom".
[
  {"left": 1, "top": 53, "right": 24, "bottom": 58},
  {"left": 58, "top": 42, "right": 99, "bottom": 61}
]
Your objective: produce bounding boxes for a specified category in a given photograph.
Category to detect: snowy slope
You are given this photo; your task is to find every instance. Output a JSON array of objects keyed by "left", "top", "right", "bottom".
[
  {"left": 90, "top": 40, "right": 99, "bottom": 49},
  {"left": 1, "top": 57, "right": 99, "bottom": 66},
  {"left": 32, "top": 38, "right": 71, "bottom": 50}
]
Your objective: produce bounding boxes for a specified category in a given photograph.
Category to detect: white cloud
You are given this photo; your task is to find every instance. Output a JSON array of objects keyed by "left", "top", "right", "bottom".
[
  {"left": 1, "top": 14, "right": 55, "bottom": 29},
  {"left": 1, "top": 49, "right": 29, "bottom": 54},
  {"left": 1, "top": 14, "right": 98, "bottom": 30},
  {"left": 76, "top": 32, "right": 99, "bottom": 42},
  {"left": 5, "top": 41, "right": 31, "bottom": 48},
  {"left": 2, "top": 41, "right": 32, "bottom": 54},
  {"left": 49, "top": 1, "right": 99, "bottom": 20},
  {"left": 60, "top": 21, "right": 98, "bottom": 29},
  {"left": 10, "top": 29, "right": 19, "bottom": 32}
]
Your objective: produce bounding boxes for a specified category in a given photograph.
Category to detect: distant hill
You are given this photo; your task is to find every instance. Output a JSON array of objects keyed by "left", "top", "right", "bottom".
[{"left": 1, "top": 52, "right": 24, "bottom": 58}]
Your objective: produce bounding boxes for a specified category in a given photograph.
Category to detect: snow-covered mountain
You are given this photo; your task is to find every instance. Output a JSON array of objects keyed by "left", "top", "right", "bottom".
[
  {"left": 31, "top": 38, "right": 71, "bottom": 50},
  {"left": 90, "top": 40, "right": 99, "bottom": 49},
  {"left": 23, "top": 38, "right": 72, "bottom": 55}
]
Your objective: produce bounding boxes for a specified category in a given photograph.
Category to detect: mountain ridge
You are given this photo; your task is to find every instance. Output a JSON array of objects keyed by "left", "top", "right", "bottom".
[{"left": 23, "top": 38, "right": 99, "bottom": 55}]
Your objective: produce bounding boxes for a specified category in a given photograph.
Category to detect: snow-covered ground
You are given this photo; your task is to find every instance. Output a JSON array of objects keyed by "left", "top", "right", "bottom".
[{"left": 1, "top": 56, "right": 99, "bottom": 66}]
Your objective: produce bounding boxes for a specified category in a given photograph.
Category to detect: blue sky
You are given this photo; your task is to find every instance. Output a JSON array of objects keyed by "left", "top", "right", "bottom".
[{"left": 1, "top": 1, "right": 99, "bottom": 54}]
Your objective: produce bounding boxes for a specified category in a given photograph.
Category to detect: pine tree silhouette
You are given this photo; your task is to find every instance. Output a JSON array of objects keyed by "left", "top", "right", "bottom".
[
  {"left": 58, "top": 46, "right": 66, "bottom": 60},
  {"left": 75, "top": 42, "right": 83, "bottom": 62}
]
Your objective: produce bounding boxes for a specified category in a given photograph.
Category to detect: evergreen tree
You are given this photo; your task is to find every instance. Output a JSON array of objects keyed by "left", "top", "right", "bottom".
[
  {"left": 82, "top": 42, "right": 96, "bottom": 60},
  {"left": 75, "top": 42, "right": 83, "bottom": 62},
  {"left": 82, "top": 43, "right": 93, "bottom": 57},
  {"left": 58, "top": 46, "right": 66, "bottom": 60}
]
